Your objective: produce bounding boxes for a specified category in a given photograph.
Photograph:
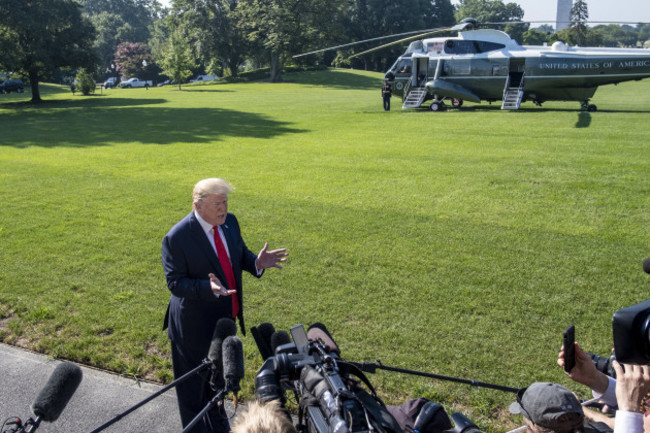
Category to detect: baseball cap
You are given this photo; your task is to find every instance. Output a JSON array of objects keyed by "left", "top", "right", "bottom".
[{"left": 509, "top": 382, "right": 584, "bottom": 432}]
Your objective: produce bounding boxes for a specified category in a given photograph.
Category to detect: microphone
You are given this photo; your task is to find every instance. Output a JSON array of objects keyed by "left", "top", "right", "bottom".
[
  {"left": 307, "top": 323, "right": 340, "bottom": 356},
  {"left": 208, "top": 318, "right": 237, "bottom": 391},
  {"left": 643, "top": 257, "right": 650, "bottom": 274},
  {"left": 270, "top": 330, "right": 292, "bottom": 354},
  {"left": 31, "top": 361, "right": 83, "bottom": 422},
  {"left": 222, "top": 336, "right": 245, "bottom": 397},
  {"left": 251, "top": 322, "right": 275, "bottom": 360}
]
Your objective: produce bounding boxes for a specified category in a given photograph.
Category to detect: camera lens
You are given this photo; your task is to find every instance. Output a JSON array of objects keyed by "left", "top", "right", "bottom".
[{"left": 255, "top": 368, "right": 282, "bottom": 403}]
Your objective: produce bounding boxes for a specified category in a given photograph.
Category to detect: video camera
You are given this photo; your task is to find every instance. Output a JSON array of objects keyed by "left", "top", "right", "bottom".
[
  {"left": 612, "top": 299, "right": 650, "bottom": 365},
  {"left": 252, "top": 323, "right": 485, "bottom": 433},
  {"left": 585, "top": 299, "right": 650, "bottom": 377}
]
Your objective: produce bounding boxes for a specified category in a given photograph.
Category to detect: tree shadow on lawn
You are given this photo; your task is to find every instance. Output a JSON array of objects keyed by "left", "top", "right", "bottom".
[
  {"left": 0, "top": 97, "right": 167, "bottom": 109},
  {"left": 0, "top": 105, "right": 307, "bottom": 148}
]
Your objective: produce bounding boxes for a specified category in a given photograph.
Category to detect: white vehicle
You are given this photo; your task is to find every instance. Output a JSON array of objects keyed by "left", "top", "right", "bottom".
[
  {"left": 120, "top": 78, "right": 152, "bottom": 88},
  {"left": 104, "top": 77, "right": 118, "bottom": 88},
  {"left": 189, "top": 75, "right": 218, "bottom": 83}
]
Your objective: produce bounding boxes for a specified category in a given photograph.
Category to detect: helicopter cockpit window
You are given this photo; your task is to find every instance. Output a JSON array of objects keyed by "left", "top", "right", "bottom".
[
  {"left": 406, "top": 40, "right": 425, "bottom": 54},
  {"left": 395, "top": 60, "right": 412, "bottom": 75},
  {"left": 444, "top": 40, "right": 506, "bottom": 54}
]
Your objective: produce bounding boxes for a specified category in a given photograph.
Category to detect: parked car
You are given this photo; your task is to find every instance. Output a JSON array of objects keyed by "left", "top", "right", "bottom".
[
  {"left": 0, "top": 79, "right": 24, "bottom": 94},
  {"left": 104, "top": 77, "right": 118, "bottom": 88},
  {"left": 189, "top": 75, "right": 218, "bottom": 83},
  {"left": 120, "top": 78, "right": 152, "bottom": 88}
]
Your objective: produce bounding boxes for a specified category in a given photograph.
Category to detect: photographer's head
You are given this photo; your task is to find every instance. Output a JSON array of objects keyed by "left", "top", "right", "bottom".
[
  {"left": 231, "top": 399, "right": 297, "bottom": 433},
  {"left": 510, "top": 383, "right": 584, "bottom": 433}
]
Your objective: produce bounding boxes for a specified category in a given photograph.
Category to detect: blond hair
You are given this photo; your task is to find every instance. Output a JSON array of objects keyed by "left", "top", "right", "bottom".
[
  {"left": 192, "top": 178, "right": 233, "bottom": 206},
  {"left": 231, "top": 400, "right": 296, "bottom": 433}
]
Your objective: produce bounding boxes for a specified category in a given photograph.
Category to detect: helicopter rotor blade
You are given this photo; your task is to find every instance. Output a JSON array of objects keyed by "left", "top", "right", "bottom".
[
  {"left": 347, "top": 26, "right": 454, "bottom": 59},
  {"left": 293, "top": 26, "right": 453, "bottom": 59},
  {"left": 486, "top": 19, "right": 650, "bottom": 25}
]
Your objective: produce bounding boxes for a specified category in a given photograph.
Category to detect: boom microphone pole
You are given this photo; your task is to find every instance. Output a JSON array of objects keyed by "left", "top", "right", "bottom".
[
  {"left": 87, "top": 320, "right": 234, "bottom": 433},
  {"left": 346, "top": 360, "right": 520, "bottom": 393},
  {"left": 181, "top": 388, "right": 228, "bottom": 433},
  {"left": 182, "top": 335, "right": 245, "bottom": 433},
  {"left": 87, "top": 359, "right": 213, "bottom": 433}
]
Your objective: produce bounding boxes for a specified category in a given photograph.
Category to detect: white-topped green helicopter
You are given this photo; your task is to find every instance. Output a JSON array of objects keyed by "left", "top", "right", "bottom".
[{"left": 296, "top": 18, "right": 650, "bottom": 111}]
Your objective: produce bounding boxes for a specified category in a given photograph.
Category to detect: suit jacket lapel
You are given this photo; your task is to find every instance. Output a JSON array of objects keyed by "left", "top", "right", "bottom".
[{"left": 189, "top": 212, "right": 225, "bottom": 281}]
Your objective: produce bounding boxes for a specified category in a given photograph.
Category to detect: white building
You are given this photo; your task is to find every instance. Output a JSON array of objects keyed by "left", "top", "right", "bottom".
[{"left": 556, "top": 0, "right": 572, "bottom": 31}]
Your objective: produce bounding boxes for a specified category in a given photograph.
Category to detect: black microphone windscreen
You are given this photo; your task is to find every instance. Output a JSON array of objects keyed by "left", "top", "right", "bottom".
[
  {"left": 257, "top": 322, "right": 275, "bottom": 348},
  {"left": 643, "top": 257, "right": 650, "bottom": 274},
  {"left": 270, "top": 331, "right": 292, "bottom": 354},
  {"left": 307, "top": 323, "right": 340, "bottom": 355},
  {"left": 223, "top": 336, "right": 245, "bottom": 381},
  {"left": 31, "top": 362, "right": 82, "bottom": 422},
  {"left": 252, "top": 322, "right": 275, "bottom": 360},
  {"left": 209, "top": 318, "right": 237, "bottom": 363},
  {"left": 215, "top": 318, "right": 238, "bottom": 340}
]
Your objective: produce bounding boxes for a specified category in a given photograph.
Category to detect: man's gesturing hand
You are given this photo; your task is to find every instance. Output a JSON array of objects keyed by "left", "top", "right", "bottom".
[
  {"left": 255, "top": 243, "right": 288, "bottom": 270},
  {"left": 209, "top": 273, "right": 236, "bottom": 296}
]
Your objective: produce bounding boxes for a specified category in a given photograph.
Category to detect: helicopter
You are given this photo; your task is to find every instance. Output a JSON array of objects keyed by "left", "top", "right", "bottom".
[{"left": 295, "top": 18, "right": 650, "bottom": 112}]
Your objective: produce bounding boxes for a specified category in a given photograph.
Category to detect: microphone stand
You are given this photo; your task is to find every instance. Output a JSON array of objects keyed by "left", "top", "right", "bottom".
[
  {"left": 87, "top": 359, "right": 213, "bottom": 433},
  {"left": 181, "top": 388, "right": 228, "bottom": 433},
  {"left": 346, "top": 359, "right": 520, "bottom": 393},
  {"left": 9, "top": 415, "right": 42, "bottom": 433}
]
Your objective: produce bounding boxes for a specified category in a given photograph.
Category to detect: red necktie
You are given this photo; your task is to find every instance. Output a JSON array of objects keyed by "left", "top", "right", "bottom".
[{"left": 213, "top": 226, "right": 239, "bottom": 318}]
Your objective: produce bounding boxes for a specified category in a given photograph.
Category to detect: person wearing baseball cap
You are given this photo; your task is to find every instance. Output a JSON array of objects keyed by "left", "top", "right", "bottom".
[{"left": 509, "top": 382, "right": 585, "bottom": 433}]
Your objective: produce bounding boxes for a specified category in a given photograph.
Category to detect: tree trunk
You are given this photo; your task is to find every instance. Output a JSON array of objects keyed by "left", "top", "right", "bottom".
[
  {"left": 269, "top": 51, "right": 283, "bottom": 83},
  {"left": 29, "top": 71, "right": 41, "bottom": 103},
  {"left": 228, "top": 61, "right": 238, "bottom": 78}
]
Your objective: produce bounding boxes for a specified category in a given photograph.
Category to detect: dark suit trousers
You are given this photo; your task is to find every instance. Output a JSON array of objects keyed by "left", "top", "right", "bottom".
[{"left": 171, "top": 341, "right": 230, "bottom": 433}]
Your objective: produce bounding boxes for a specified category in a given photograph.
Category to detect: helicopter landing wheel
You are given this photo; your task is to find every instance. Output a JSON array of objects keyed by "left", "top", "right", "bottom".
[
  {"left": 451, "top": 98, "right": 463, "bottom": 107},
  {"left": 581, "top": 100, "right": 597, "bottom": 112},
  {"left": 430, "top": 101, "right": 445, "bottom": 112}
]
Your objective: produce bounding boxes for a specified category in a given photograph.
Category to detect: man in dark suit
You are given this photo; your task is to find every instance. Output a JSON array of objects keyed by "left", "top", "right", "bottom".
[{"left": 162, "top": 178, "right": 288, "bottom": 433}]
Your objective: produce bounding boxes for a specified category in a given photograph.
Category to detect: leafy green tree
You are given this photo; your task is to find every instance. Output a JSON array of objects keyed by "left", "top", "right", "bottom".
[
  {"left": 593, "top": 24, "right": 641, "bottom": 47},
  {"left": 550, "top": 1, "right": 602, "bottom": 47},
  {"left": 160, "top": 29, "right": 196, "bottom": 89},
  {"left": 0, "top": 0, "right": 97, "bottom": 103},
  {"left": 455, "top": 0, "right": 524, "bottom": 23},
  {"left": 639, "top": 24, "right": 650, "bottom": 46},
  {"left": 569, "top": 0, "right": 589, "bottom": 46},
  {"left": 454, "top": 0, "right": 526, "bottom": 42},
  {"left": 80, "top": 0, "right": 161, "bottom": 73},
  {"left": 341, "top": 0, "right": 454, "bottom": 72},
  {"left": 90, "top": 12, "right": 138, "bottom": 69},
  {"left": 425, "top": 0, "right": 456, "bottom": 29},
  {"left": 75, "top": 68, "right": 97, "bottom": 95},
  {"left": 236, "top": 0, "right": 343, "bottom": 82},
  {"left": 522, "top": 28, "right": 549, "bottom": 45},
  {"left": 178, "top": 0, "right": 249, "bottom": 78},
  {"left": 79, "top": 0, "right": 159, "bottom": 42}
]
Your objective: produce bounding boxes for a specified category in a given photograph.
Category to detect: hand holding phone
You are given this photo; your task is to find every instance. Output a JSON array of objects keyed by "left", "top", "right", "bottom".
[{"left": 563, "top": 325, "right": 576, "bottom": 373}]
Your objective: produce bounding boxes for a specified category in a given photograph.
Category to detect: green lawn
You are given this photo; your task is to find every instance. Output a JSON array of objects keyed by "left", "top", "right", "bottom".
[{"left": 1, "top": 70, "right": 649, "bottom": 431}]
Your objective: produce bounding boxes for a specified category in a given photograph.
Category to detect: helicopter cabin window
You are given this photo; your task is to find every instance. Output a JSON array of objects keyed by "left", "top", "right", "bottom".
[
  {"left": 444, "top": 40, "right": 506, "bottom": 55},
  {"left": 427, "top": 42, "right": 444, "bottom": 53},
  {"left": 452, "top": 62, "right": 471, "bottom": 75}
]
